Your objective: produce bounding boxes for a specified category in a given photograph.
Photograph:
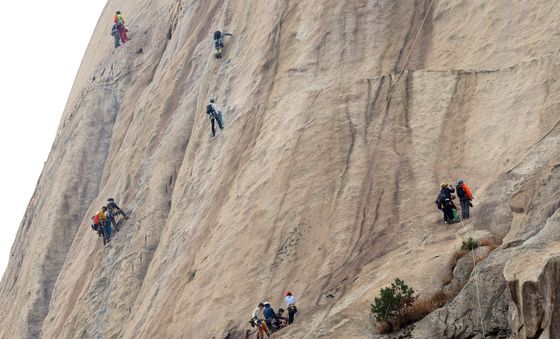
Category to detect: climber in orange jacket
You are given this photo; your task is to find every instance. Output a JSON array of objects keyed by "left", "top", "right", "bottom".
[
  {"left": 456, "top": 179, "right": 474, "bottom": 219},
  {"left": 114, "top": 11, "right": 129, "bottom": 44}
]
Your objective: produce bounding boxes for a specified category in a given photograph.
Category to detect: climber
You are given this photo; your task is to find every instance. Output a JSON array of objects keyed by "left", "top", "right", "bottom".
[
  {"left": 99, "top": 206, "right": 112, "bottom": 245},
  {"left": 111, "top": 24, "right": 121, "bottom": 48},
  {"left": 91, "top": 211, "right": 104, "bottom": 238},
  {"left": 114, "top": 11, "right": 130, "bottom": 44},
  {"left": 273, "top": 308, "right": 288, "bottom": 329},
  {"left": 250, "top": 303, "right": 269, "bottom": 338},
  {"left": 284, "top": 291, "right": 298, "bottom": 324},
  {"left": 262, "top": 302, "right": 277, "bottom": 329},
  {"left": 213, "top": 30, "right": 232, "bottom": 59},
  {"left": 264, "top": 303, "right": 287, "bottom": 332},
  {"left": 106, "top": 198, "right": 128, "bottom": 232},
  {"left": 206, "top": 97, "right": 224, "bottom": 138},
  {"left": 456, "top": 179, "right": 474, "bottom": 219},
  {"left": 436, "top": 183, "right": 457, "bottom": 224},
  {"left": 435, "top": 193, "right": 447, "bottom": 223}
]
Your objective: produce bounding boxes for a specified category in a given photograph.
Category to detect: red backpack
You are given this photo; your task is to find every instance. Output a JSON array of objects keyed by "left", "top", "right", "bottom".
[{"left": 93, "top": 212, "right": 100, "bottom": 225}]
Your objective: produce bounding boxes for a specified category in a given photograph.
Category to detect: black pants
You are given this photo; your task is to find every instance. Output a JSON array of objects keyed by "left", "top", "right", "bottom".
[
  {"left": 93, "top": 224, "right": 104, "bottom": 238},
  {"left": 210, "top": 115, "right": 223, "bottom": 136},
  {"left": 443, "top": 205, "right": 454, "bottom": 223},
  {"left": 460, "top": 198, "right": 470, "bottom": 218},
  {"left": 288, "top": 307, "right": 297, "bottom": 324},
  {"left": 440, "top": 209, "right": 447, "bottom": 223}
]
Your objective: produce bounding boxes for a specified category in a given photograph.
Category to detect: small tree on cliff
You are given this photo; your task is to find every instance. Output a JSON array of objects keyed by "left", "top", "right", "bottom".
[{"left": 371, "top": 278, "right": 416, "bottom": 332}]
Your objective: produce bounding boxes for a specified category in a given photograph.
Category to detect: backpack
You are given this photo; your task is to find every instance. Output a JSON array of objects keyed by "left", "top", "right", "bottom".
[
  {"left": 214, "top": 31, "right": 222, "bottom": 40},
  {"left": 436, "top": 192, "right": 453, "bottom": 208},
  {"left": 288, "top": 305, "right": 298, "bottom": 313},
  {"left": 456, "top": 184, "right": 466, "bottom": 199},
  {"left": 93, "top": 212, "right": 100, "bottom": 225},
  {"left": 435, "top": 193, "right": 444, "bottom": 209},
  {"left": 207, "top": 104, "right": 216, "bottom": 117}
]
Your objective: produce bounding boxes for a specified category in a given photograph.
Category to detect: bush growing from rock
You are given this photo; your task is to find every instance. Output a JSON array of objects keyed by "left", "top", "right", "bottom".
[
  {"left": 371, "top": 278, "right": 416, "bottom": 332},
  {"left": 461, "top": 237, "right": 478, "bottom": 251}
]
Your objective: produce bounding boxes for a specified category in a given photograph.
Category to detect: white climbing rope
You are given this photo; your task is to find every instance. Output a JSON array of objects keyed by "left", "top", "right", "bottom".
[
  {"left": 456, "top": 209, "right": 487, "bottom": 337},
  {"left": 379, "top": 0, "right": 487, "bottom": 334},
  {"left": 383, "top": 0, "right": 435, "bottom": 113}
]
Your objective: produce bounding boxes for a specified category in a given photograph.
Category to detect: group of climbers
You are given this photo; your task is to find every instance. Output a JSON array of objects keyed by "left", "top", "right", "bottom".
[
  {"left": 110, "top": 11, "right": 130, "bottom": 48},
  {"left": 250, "top": 291, "right": 298, "bottom": 338},
  {"left": 96, "top": 9, "right": 490, "bottom": 335},
  {"left": 100, "top": 9, "right": 488, "bottom": 333},
  {"left": 90, "top": 198, "right": 129, "bottom": 245},
  {"left": 109, "top": 15, "right": 233, "bottom": 60},
  {"left": 107, "top": 13, "right": 232, "bottom": 138},
  {"left": 435, "top": 179, "right": 474, "bottom": 224},
  {"left": 206, "top": 30, "right": 233, "bottom": 136}
]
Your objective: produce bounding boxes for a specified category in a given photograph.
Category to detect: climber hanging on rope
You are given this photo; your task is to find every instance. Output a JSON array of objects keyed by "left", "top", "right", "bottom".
[
  {"left": 114, "top": 11, "right": 130, "bottom": 44},
  {"left": 206, "top": 97, "right": 224, "bottom": 138},
  {"left": 213, "top": 30, "right": 232, "bottom": 59}
]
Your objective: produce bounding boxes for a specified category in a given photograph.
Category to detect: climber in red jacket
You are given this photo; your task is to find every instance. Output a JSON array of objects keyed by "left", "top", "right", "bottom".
[
  {"left": 456, "top": 179, "right": 474, "bottom": 219},
  {"left": 114, "top": 11, "right": 129, "bottom": 44}
]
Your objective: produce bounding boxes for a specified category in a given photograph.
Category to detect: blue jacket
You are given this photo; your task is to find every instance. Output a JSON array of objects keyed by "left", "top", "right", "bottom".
[{"left": 263, "top": 305, "right": 276, "bottom": 319}]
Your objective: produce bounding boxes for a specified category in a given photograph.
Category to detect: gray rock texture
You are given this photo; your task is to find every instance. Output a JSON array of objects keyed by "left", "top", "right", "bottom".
[{"left": 1, "top": 0, "right": 560, "bottom": 338}]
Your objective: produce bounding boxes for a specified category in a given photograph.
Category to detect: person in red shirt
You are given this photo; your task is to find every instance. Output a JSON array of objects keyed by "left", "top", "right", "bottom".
[
  {"left": 114, "top": 11, "right": 129, "bottom": 44},
  {"left": 456, "top": 179, "right": 474, "bottom": 219}
]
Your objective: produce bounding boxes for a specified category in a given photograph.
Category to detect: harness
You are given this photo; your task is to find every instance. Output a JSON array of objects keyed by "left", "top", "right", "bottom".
[{"left": 214, "top": 37, "right": 223, "bottom": 49}]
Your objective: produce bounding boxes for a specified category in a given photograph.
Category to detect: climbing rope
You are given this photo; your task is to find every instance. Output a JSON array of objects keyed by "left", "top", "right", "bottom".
[
  {"left": 379, "top": 0, "right": 486, "bottom": 334},
  {"left": 456, "top": 208, "right": 487, "bottom": 337},
  {"left": 382, "top": 0, "right": 435, "bottom": 114}
]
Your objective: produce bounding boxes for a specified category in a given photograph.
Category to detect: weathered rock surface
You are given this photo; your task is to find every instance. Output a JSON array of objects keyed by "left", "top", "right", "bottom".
[
  {"left": 442, "top": 245, "right": 492, "bottom": 297},
  {"left": 0, "top": 0, "right": 559, "bottom": 338}
]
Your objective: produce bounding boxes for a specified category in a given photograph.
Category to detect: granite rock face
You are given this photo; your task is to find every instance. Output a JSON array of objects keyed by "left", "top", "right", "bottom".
[{"left": 1, "top": 0, "right": 560, "bottom": 338}]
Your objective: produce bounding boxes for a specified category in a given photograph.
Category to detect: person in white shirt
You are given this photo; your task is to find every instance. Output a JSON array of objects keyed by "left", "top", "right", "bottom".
[
  {"left": 284, "top": 291, "right": 298, "bottom": 324},
  {"left": 252, "top": 303, "right": 264, "bottom": 320},
  {"left": 251, "top": 303, "right": 268, "bottom": 337}
]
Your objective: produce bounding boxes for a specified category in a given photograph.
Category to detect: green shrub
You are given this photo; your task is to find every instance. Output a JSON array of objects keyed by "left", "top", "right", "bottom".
[
  {"left": 371, "top": 278, "right": 416, "bottom": 332},
  {"left": 461, "top": 237, "right": 478, "bottom": 251}
]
